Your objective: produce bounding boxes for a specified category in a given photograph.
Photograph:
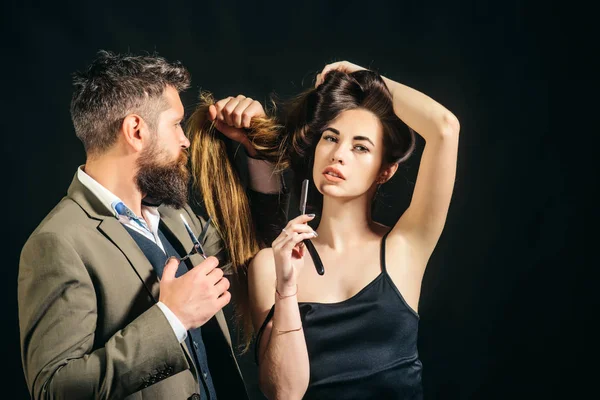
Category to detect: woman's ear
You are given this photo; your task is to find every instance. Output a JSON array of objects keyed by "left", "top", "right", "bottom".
[{"left": 378, "top": 163, "right": 399, "bottom": 184}]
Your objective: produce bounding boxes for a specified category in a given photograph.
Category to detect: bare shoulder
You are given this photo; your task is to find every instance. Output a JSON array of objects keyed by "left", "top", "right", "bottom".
[
  {"left": 247, "top": 248, "right": 277, "bottom": 292},
  {"left": 248, "top": 247, "right": 276, "bottom": 279}
]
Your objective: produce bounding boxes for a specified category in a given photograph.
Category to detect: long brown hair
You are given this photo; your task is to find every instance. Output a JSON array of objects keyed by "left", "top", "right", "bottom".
[
  {"left": 187, "top": 69, "right": 415, "bottom": 351},
  {"left": 186, "top": 92, "right": 286, "bottom": 352}
]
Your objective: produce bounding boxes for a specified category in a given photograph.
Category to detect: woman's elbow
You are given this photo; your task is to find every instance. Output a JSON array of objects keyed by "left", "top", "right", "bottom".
[
  {"left": 440, "top": 112, "right": 460, "bottom": 138},
  {"left": 258, "top": 367, "right": 309, "bottom": 400}
]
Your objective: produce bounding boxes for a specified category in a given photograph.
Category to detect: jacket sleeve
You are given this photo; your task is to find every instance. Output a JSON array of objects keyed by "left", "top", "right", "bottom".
[{"left": 18, "top": 231, "right": 190, "bottom": 400}]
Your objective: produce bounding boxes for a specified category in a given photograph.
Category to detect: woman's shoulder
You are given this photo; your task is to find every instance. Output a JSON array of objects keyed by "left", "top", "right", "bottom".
[
  {"left": 252, "top": 247, "right": 275, "bottom": 263},
  {"left": 248, "top": 247, "right": 276, "bottom": 279}
]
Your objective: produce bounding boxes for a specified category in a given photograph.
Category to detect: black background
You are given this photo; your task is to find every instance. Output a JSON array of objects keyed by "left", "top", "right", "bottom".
[{"left": 3, "top": 0, "right": 593, "bottom": 398}]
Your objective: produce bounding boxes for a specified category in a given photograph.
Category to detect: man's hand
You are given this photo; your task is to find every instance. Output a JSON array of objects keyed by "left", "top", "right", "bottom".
[{"left": 159, "top": 256, "right": 231, "bottom": 330}]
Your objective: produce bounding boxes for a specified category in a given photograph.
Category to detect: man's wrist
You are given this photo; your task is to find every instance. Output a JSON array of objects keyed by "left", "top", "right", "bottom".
[{"left": 157, "top": 301, "right": 188, "bottom": 342}]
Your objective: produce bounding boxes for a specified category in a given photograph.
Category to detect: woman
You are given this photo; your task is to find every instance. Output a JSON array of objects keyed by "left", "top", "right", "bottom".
[{"left": 248, "top": 61, "right": 460, "bottom": 399}]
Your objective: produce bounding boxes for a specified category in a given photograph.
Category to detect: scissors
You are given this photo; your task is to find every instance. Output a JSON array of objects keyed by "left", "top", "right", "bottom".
[{"left": 179, "top": 214, "right": 208, "bottom": 261}]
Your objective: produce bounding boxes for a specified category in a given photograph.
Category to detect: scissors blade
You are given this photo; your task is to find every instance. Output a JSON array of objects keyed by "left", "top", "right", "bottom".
[{"left": 180, "top": 214, "right": 207, "bottom": 259}]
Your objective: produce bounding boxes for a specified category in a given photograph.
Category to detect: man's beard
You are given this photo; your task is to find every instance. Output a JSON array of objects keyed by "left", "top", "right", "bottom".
[{"left": 135, "top": 141, "right": 190, "bottom": 209}]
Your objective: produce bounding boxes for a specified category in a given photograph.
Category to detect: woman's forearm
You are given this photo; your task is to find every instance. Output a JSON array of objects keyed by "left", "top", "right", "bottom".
[
  {"left": 259, "top": 293, "right": 310, "bottom": 400},
  {"left": 382, "top": 77, "right": 460, "bottom": 141}
]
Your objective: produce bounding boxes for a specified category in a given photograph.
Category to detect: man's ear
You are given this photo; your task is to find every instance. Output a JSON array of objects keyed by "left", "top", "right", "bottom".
[{"left": 122, "top": 114, "right": 145, "bottom": 152}]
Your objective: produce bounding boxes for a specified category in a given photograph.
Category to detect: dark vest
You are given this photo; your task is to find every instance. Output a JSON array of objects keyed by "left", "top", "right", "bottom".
[{"left": 124, "top": 225, "right": 217, "bottom": 400}]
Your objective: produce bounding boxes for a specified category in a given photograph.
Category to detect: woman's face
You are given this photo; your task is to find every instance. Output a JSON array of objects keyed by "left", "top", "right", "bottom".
[{"left": 312, "top": 108, "right": 387, "bottom": 200}]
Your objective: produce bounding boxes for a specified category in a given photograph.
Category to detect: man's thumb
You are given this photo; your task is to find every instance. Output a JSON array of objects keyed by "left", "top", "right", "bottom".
[{"left": 162, "top": 257, "right": 179, "bottom": 282}]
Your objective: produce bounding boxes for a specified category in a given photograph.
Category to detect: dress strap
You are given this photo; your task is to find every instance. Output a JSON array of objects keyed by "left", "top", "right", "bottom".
[{"left": 380, "top": 230, "right": 392, "bottom": 273}]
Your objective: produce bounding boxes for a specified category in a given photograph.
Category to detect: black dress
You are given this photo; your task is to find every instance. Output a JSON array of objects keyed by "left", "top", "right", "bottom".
[{"left": 256, "top": 232, "right": 423, "bottom": 399}]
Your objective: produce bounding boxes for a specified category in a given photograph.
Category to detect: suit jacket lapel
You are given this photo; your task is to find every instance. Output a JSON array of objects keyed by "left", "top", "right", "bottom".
[
  {"left": 67, "top": 173, "right": 160, "bottom": 301},
  {"left": 97, "top": 218, "right": 161, "bottom": 301},
  {"left": 158, "top": 210, "right": 199, "bottom": 262}
]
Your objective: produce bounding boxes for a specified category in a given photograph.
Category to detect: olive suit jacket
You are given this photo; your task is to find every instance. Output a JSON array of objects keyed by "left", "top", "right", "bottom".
[{"left": 18, "top": 173, "right": 252, "bottom": 400}]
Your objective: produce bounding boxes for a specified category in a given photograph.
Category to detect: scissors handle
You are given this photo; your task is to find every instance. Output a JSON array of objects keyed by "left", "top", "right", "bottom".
[{"left": 180, "top": 244, "right": 207, "bottom": 262}]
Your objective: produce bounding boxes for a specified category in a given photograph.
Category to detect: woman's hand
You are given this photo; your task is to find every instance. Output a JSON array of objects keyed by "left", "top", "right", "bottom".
[
  {"left": 208, "top": 95, "right": 265, "bottom": 157},
  {"left": 271, "top": 214, "right": 317, "bottom": 296},
  {"left": 315, "top": 61, "right": 367, "bottom": 87}
]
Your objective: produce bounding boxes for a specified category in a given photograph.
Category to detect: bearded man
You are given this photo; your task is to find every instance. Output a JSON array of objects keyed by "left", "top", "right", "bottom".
[{"left": 18, "top": 50, "right": 283, "bottom": 400}]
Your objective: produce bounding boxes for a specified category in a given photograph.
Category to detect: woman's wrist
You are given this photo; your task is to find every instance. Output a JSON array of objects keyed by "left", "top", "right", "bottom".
[
  {"left": 276, "top": 282, "right": 298, "bottom": 298},
  {"left": 241, "top": 139, "right": 259, "bottom": 158}
]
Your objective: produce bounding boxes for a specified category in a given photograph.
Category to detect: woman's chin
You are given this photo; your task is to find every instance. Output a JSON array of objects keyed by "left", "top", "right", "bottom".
[{"left": 319, "top": 183, "right": 346, "bottom": 198}]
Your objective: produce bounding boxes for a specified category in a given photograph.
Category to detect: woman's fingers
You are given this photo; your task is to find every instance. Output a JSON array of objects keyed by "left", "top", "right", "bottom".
[
  {"left": 280, "top": 231, "right": 318, "bottom": 253},
  {"left": 272, "top": 217, "right": 317, "bottom": 248}
]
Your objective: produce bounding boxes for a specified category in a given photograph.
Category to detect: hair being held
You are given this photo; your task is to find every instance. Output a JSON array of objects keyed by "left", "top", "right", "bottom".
[
  {"left": 187, "top": 68, "right": 415, "bottom": 352},
  {"left": 186, "top": 92, "right": 285, "bottom": 352}
]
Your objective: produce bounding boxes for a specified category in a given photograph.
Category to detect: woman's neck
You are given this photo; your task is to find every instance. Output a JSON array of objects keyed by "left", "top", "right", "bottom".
[{"left": 315, "top": 195, "right": 379, "bottom": 251}]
